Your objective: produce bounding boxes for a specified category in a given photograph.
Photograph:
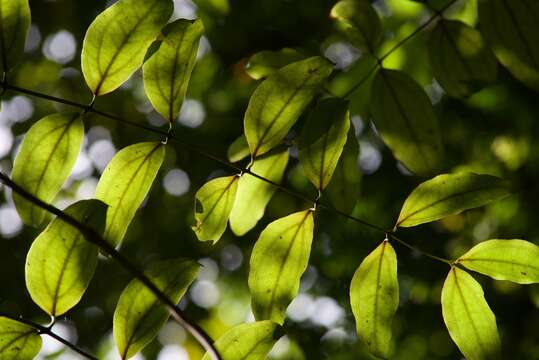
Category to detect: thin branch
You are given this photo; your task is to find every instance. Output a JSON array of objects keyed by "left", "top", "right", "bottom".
[
  {"left": 0, "top": 172, "right": 221, "bottom": 360},
  {"left": 387, "top": 233, "right": 452, "bottom": 265}
]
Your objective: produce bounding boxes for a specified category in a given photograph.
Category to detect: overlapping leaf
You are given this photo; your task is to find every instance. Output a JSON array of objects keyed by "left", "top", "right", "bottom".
[
  {"left": 227, "top": 134, "right": 250, "bottom": 163},
  {"left": 245, "top": 48, "right": 305, "bottom": 80},
  {"left": 0, "top": 317, "right": 41, "bottom": 359},
  {"left": 0, "top": 0, "right": 31, "bottom": 73}
]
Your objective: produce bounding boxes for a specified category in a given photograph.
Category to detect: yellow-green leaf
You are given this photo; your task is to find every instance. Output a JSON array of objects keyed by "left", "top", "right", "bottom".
[
  {"left": 25, "top": 200, "right": 107, "bottom": 316},
  {"left": 227, "top": 134, "right": 250, "bottom": 163},
  {"left": 350, "top": 240, "right": 398, "bottom": 359},
  {"left": 370, "top": 69, "right": 443, "bottom": 175},
  {"left": 229, "top": 149, "right": 289, "bottom": 236},
  {"left": 0, "top": 317, "right": 41, "bottom": 360},
  {"left": 245, "top": 48, "right": 305, "bottom": 80},
  {"left": 192, "top": 175, "right": 239, "bottom": 243},
  {"left": 457, "top": 239, "right": 539, "bottom": 284},
  {"left": 298, "top": 98, "right": 350, "bottom": 191},
  {"left": 81, "top": 0, "right": 173, "bottom": 95},
  {"left": 143, "top": 19, "right": 203, "bottom": 122},
  {"left": 244, "top": 56, "right": 333, "bottom": 158},
  {"left": 249, "top": 210, "right": 314, "bottom": 324},
  {"left": 113, "top": 259, "right": 199, "bottom": 359},
  {"left": 0, "top": 0, "right": 31, "bottom": 73},
  {"left": 95, "top": 142, "right": 165, "bottom": 247},
  {"left": 202, "top": 321, "right": 280, "bottom": 360},
  {"left": 428, "top": 19, "right": 497, "bottom": 98},
  {"left": 397, "top": 173, "right": 511, "bottom": 227},
  {"left": 12, "top": 113, "right": 84, "bottom": 227},
  {"left": 441, "top": 267, "right": 501, "bottom": 360}
]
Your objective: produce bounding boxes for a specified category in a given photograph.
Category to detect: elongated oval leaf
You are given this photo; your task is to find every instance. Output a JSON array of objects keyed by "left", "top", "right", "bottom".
[
  {"left": 12, "top": 113, "right": 84, "bottom": 227},
  {"left": 229, "top": 149, "right": 289, "bottom": 236},
  {"left": 441, "top": 267, "right": 501, "bottom": 360},
  {"left": 457, "top": 239, "right": 539, "bottom": 284},
  {"left": 428, "top": 19, "right": 497, "bottom": 98},
  {"left": 397, "top": 173, "right": 511, "bottom": 227},
  {"left": 245, "top": 48, "right": 305, "bottom": 80},
  {"left": 192, "top": 175, "right": 239, "bottom": 243},
  {"left": 479, "top": 0, "right": 539, "bottom": 91},
  {"left": 81, "top": 0, "right": 173, "bottom": 95},
  {"left": 143, "top": 19, "right": 203, "bottom": 122},
  {"left": 113, "top": 259, "right": 199, "bottom": 359},
  {"left": 298, "top": 98, "right": 350, "bottom": 191},
  {"left": 0, "top": 317, "right": 42, "bottom": 359},
  {"left": 350, "top": 240, "right": 398, "bottom": 359},
  {"left": 227, "top": 134, "right": 250, "bottom": 163},
  {"left": 25, "top": 200, "right": 107, "bottom": 316},
  {"left": 244, "top": 56, "right": 333, "bottom": 158},
  {"left": 249, "top": 210, "right": 314, "bottom": 324},
  {"left": 202, "top": 321, "right": 280, "bottom": 360},
  {"left": 95, "top": 142, "right": 165, "bottom": 247},
  {"left": 370, "top": 69, "right": 443, "bottom": 175},
  {"left": 0, "top": 0, "right": 31, "bottom": 73}
]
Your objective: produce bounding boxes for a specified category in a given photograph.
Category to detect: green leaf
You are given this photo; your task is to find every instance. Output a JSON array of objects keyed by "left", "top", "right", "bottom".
[
  {"left": 350, "top": 240, "right": 399, "bottom": 359},
  {"left": 81, "top": 0, "right": 173, "bottom": 95},
  {"left": 143, "top": 19, "right": 203, "bottom": 122},
  {"left": 113, "top": 259, "right": 199, "bottom": 359},
  {"left": 330, "top": 0, "right": 383, "bottom": 52},
  {"left": 441, "top": 267, "right": 501, "bottom": 360},
  {"left": 457, "top": 239, "right": 539, "bottom": 284},
  {"left": 192, "top": 175, "right": 239, "bottom": 243},
  {"left": 298, "top": 98, "right": 350, "bottom": 191},
  {"left": 397, "top": 173, "right": 511, "bottom": 227},
  {"left": 227, "top": 134, "right": 250, "bottom": 163},
  {"left": 370, "top": 69, "right": 443, "bottom": 175},
  {"left": 245, "top": 48, "right": 305, "bottom": 80},
  {"left": 479, "top": 0, "right": 539, "bottom": 91},
  {"left": 25, "top": 200, "right": 107, "bottom": 316},
  {"left": 0, "top": 0, "right": 31, "bottom": 73},
  {"left": 229, "top": 149, "right": 289, "bottom": 236},
  {"left": 95, "top": 142, "right": 165, "bottom": 247},
  {"left": 428, "top": 19, "right": 497, "bottom": 98},
  {"left": 12, "top": 113, "right": 84, "bottom": 227},
  {"left": 244, "top": 56, "right": 333, "bottom": 158},
  {"left": 202, "top": 321, "right": 280, "bottom": 360},
  {"left": 0, "top": 317, "right": 42, "bottom": 359},
  {"left": 249, "top": 210, "right": 314, "bottom": 324}
]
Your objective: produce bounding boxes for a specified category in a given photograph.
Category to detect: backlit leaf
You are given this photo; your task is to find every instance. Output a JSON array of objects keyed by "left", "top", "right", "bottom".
[
  {"left": 244, "top": 56, "right": 333, "bottom": 158},
  {"left": 25, "top": 200, "right": 107, "bottom": 316},
  {"left": 245, "top": 48, "right": 305, "bottom": 80},
  {"left": 397, "top": 173, "right": 510, "bottom": 227},
  {"left": 350, "top": 240, "right": 398, "bottom": 359},
  {"left": 143, "top": 19, "right": 203, "bottom": 122},
  {"left": 0, "top": 317, "right": 41, "bottom": 359},
  {"left": 81, "top": 0, "right": 173, "bottom": 95},
  {"left": 0, "top": 0, "right": 31, "bottom": 73},
  {"left": 441, "top": 267, "right": 501, "bottom": 360},
  {"left": 96, "top": 142, "right": 165, "bottom": 247},
  {"left": 113, "top": 259, "right": 199, "bottom": 359},
  {"left": 12, "top": 113, "right": 84, "bottom": 227},
  {"left": 227, "top": 134, "right": 250, "bottom": 163},
  {"left": 249, "top": 210, "right": 314, "bottom": 324}
]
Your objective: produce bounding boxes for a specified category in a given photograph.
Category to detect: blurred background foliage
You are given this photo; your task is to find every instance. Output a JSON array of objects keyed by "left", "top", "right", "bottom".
[{"left": 0, "top": 0, "right": 538, "bottom": 359}]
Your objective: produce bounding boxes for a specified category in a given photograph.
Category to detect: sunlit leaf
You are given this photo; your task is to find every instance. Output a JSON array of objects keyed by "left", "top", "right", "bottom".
[
  {"left": 202, "top": 321, "right": 280, "bottom": 360},
  {"left": 113, "top": 259, "right": 199, "bottom": 359},
  {"left": 227, "top": 134, "right": 250, "bottom": 163},
  {"left": 457, "top": 239, "right": 539, "bottom": 284},
  {"left": 370, "top": 69, "right": 443, "bottom": 175},
  {"left": 25, "top": 200, "right": 107, "bottom": 316},
  {"left": 12, "top": 113, "right": 84, "bottom": 227},
  {"left": 428, "top": 19, "right": 497, "bottom": 97},
  {"left": 249, "top": 210, "right": 314, "bottom": 324},
  {"left": 95, "top": 142, "right": 165, "bottom": 247},
  {"left": 0, "top": 0, "right": 31, "bottom": 73},
  {"left": 479, "top": 0, "right": 539, "bottom": 91},
  {"left": 298, "top": 98, "right": 350, "bottom": 191},
  {"left": 143, "top": 19, "right": 203, "bottom": 122},
  {"left": 0, "top": 317, "right": 41, "bottom": 359},
  {"left": 441, "top": 267, "right": 501, "bottom": 360},
  {"left": 245, "top": 48, "right": 305, "bottom": 80},
  {"left": 81, "top": 0, "right": 173, "bottom": 95},
  {"left": 244, "top": 56, "right": 333, "bottom": 158},
  {"left": 192, "top": 175, "right": 239, "bottom": 243},
  {"left": 229, "top": 149, "right": 289, "bottom": 236},
  {"left": 397, "top": 173, "right": 511, "bottom": 227},
  {"left": 350, "top": 240, "right": 398, "bottom": 359}
]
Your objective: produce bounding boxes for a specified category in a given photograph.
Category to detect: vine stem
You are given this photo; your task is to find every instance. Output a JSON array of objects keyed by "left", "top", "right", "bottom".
[
  {"left": 0, "top": 312, "right": 97, "bottom": 360},
  {"left": 0, "top": 171, "right": 221, "bottom": 360}
]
